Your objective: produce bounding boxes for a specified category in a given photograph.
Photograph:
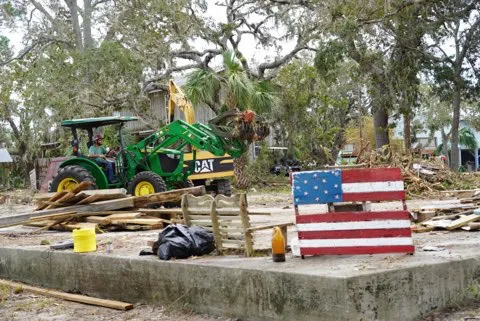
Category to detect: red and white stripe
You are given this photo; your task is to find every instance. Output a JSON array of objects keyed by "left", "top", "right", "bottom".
[
  {"left": 296, "top": 210, "right": 414, "bottom": 255},
  {"left": 295, "top": 168, "right": 414, "bottom": 256},
  {"left": 340, "top": 168, "right": 405, "bottom": 202}
]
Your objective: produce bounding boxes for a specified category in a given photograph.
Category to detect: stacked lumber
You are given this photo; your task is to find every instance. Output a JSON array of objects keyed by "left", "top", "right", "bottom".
[{"left": 0, "top": 185, "right": 206, "bottom": 232}]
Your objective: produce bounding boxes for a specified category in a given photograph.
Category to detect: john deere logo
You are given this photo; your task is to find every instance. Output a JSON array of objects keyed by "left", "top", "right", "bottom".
[{"left": 195, "top": 159, "right": 214, "bottom": 173}]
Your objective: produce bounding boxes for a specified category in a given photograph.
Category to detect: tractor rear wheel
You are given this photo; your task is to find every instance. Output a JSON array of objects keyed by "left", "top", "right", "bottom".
[
  {"left": 49, "top": 165, "right": 97, "bottom": 192},
  {"left": 128, "top": 171, "right": 167, "bottom": 197}
]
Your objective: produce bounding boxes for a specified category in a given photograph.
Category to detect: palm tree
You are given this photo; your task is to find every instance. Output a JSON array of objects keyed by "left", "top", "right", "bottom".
[{"left": 184, "top": 51, "right": 278, "bottom": 188}]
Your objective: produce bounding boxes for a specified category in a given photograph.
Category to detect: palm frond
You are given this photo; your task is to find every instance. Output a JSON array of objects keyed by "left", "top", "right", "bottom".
[
  {"left": 459, "top": 127, "right": 477, "bottom": 150},
  {"left": 250, "top": 81, "right": 280, "bottom": 114},
  {"left": 222, "top": 50, "right": 243, "bottom": 74},
  {"left": 183, "top": 69, "right": 221, "bottom": 106},
  {"left": 227, "top": 72, "right": 254, "bottom": 110}
]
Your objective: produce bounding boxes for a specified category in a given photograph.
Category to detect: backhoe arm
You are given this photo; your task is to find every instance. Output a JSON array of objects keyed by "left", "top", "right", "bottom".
[
  {"left": 168, "top": 80, "right": 196, "bottom": 124},
  {"left": 128, "top": 119, "right": 246, "bottom": 159}
]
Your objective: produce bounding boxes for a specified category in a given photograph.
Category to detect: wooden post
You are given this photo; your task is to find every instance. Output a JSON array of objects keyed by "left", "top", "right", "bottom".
[
  {"left": 209, "top": 197, "right": 223, "bottom": 254},
  {"left": 239, "top": 193, "right": 253, "bottom": 257},
  {"left": 181, "top": 194, "right": 191, "bottom": 226}
]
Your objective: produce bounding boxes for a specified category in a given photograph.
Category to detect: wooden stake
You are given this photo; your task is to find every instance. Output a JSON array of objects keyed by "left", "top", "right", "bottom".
[{"left": 0, "top": 279, "right": 133, "bottom": 310}]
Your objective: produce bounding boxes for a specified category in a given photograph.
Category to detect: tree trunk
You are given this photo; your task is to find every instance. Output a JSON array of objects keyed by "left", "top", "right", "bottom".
[
  {"left": 83, "top": 0, "right": 94, "bottom": 49},
  {"left": 234, "top": 152, "right": 249, "bottom": 189},
  {"left": 403, "top": 110, "right": 411, "bottom": 155},
  {"left": 373, "top": 104, "right": 389, "bottom": 149},
  {"left": 331, "top": 126, "right": 347, "bottom": 164},
  {"left": 65, "top": 0, "right": 83, "bottom": 50},
  {"left": 450, "top": 83, "right": 461, "bottom": 170},
  {"left": 441, "top": 128, "right": 450, "bottom": 168}
]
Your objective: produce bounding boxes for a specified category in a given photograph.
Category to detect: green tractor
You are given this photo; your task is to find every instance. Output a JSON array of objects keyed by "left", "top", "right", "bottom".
[{"left": 47, "top": 111, "right": 268, "bottom": 197}]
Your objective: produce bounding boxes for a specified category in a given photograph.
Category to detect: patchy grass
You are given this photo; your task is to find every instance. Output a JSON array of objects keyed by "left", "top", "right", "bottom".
[{"left": 0, "top": 284, "right": 10, "bottom": 303}]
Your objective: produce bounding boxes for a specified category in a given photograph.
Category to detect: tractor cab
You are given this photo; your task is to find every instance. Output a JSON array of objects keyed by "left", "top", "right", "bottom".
[
  {"left": 48, "top": 116, "right": 138, "bottom": 192},
  {"left": 61, "top": 116, "right": 138, "bottom": 152}
]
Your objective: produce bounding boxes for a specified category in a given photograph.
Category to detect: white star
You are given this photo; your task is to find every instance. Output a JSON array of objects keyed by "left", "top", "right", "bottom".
[
  {"left": 313, "top": 174, "right": 318, "bottom": 178},
  {"left": 335, "top": 195, "right": 339, "bottom": 199},
  {"left": 334, "top": 171, "right": 340, "bottom": 176},
  {"left": 303, "top": 180, "right": 308, "bottom": 184},
  {"left": 304, "top": 192, "right": 309, "bottom": 196},
  {"left": 314, "top": 186, "right": 318, "bottom": 190},
  {"left": 315, "top": 197, "right": 320, "bottom": 201},
  {"left": 334, "top": 184, "right": 338, "bottom": 188},
  {"left": 295, "top": 198, "right": 299, "bottom": 202},
  {"left": 322, "top": 179, "right": 327, "bottom": 183},
  {"left": 324, "top": 190, "right": 328, "bottom": 194},
  {"left": 296, "top": 186, "right": 300, "bottom": 190}
]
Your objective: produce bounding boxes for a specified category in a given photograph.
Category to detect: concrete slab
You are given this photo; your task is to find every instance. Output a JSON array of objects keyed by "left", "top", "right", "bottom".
[{"left": 1, "top": 244, "right": 480, "bottom": 321}]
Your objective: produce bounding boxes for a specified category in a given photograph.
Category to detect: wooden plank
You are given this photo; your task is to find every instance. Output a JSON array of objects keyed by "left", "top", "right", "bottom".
[
  {"left": 45, "top": 181, "right": 92, "bottom": 209},
  {"left": 446, "top": 214, "right": 480, "bottom": 230},
  {"left": 341, "top": 168, "right": 403, "bottom": 183},
  {"left": 209, "top": 197, "right": 223, "bottom": 254},
  {"left": 134, "top": 186, "right": 206, "bottom": 207},
  {"left": 106, "top": 213, "right": 143, "bottom": 219},
  {"left": 53, "top": 222, "right": 98, "bottom": 231},
  {"left": 0, "top": 279, "right": 133, "bottom": 311},
  {"left": 28, "top": 211, "right": 78, "bottom": 222},
  {"left": 238, "top": 193, "right": 253, "bottom": 257},
  {"left": 85, "top": 216, "right": 112, "bottom": 225},
  {"left": 0, "top": 197, "right": 135, "bottom": 228},
  {"left": 137, "top": 208, "right": 183, "bottom": 215},
  {"left": 76, "top": 194, "right": 102, "bottom": 205},
  {"left": 123, "top": 224, "right": 164, "bottom": 231},
  {"left": 110, "top": 218, "right": 166, "bottom": 225},
  {"left": 222, "top": 239, "right": 245, "bottom": 245},
  {"left": 35, "top": 191, "right": 68, "bottom": 211},
  {"left": 462, "top": 222, "right": 480, "bottom": 231},
  {"left": 34, "top": 189, "right": 128, "bottom": 201},
  {"left": 181, "top": 194, "right": 192, "bottom": 226},
  {"left": 246, "top": 222, "right": 294, "bottom": 232}
]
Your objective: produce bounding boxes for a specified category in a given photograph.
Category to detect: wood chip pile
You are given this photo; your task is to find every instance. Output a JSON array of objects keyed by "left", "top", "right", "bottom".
[{"left": 2, "top": 183, "right": 206, "bottom": 233}]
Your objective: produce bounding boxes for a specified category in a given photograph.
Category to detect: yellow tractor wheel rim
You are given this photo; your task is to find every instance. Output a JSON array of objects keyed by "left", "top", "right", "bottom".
[
  {"left": 57, "top": 178, "right": 79, "bottom": 192},
  {"left": 135, "top": 181, "right": 155, "bottom": 196}
]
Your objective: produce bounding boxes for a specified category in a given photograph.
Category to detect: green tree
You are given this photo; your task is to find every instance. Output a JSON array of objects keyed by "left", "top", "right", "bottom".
[
  {"left": 184, "top": 51, "right": 279, "bottom": 188},
  {"left": 422, "top": 0, "right": 480, "bottom": 170}
]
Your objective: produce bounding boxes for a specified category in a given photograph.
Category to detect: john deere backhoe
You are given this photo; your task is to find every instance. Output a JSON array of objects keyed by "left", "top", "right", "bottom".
[
  {"left": 167, "top": 80, "right": 234, "bottom": 195},
  {"left": 47, "top": 110, "right": 269, "bottom": 197}
]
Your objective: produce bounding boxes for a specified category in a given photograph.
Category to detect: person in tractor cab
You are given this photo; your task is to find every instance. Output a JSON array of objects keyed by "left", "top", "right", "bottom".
[{"left": 89, "top": 134, "right": 116, "bottom": 183}]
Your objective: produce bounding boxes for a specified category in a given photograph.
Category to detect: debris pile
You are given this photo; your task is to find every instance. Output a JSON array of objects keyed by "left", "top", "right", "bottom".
[
  {"left": 0, "top": 183, "right": 206, "bottom": 233},
  {"left": 359, "top": 147, "right": 480, "bottom": 197},
  {"left": 411, "top": 190, "right": 480, "bottom": 232}
]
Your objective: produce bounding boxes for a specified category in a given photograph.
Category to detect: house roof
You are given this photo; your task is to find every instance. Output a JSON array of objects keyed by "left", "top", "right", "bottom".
[{"left": 0, "top": 149, "right": 13, "bottom": 163}]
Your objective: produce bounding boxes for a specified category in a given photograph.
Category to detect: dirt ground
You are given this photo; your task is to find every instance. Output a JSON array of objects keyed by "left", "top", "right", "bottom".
[
  {"left": 2, "top": 189, "right": 480, "bottom": 320},
  {"left": 0, "top": 287, "right": 233, "bottom": 321}
]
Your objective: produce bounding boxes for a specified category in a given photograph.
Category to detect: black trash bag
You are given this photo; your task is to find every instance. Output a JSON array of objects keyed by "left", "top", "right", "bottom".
[
  {"left": 189, "top": 226, "right": 215, "bottom": 256},
  {"left": 157, "top": 225, "right": 193, "bottom": 260},
  {"left": 156, "top": 224, "right": 215, "bottom": 260}
]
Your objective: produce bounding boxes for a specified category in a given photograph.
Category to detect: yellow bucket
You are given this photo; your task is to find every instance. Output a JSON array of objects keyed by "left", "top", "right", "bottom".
[{"left": 73, "top": 228, "right": 96, "bottom": 253}]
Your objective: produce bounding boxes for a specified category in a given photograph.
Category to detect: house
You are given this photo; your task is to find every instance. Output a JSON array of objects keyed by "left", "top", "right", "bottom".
[
  {"left": 0, "top": 148, "right": 13, "bottom": 189},
  {"left": 395, "top": 118, "right": 480, "bottom": 171}
]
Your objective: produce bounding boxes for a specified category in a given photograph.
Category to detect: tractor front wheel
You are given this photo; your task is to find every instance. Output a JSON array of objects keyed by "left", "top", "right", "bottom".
[
  {"left": 49, "top": 165, "right": 97, "bottom": 192},
  {"left": 128, "top": 171, "right": 167, "bottom": 197}
]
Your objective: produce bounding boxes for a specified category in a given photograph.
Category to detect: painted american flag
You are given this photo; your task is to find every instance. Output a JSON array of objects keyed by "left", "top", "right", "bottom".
[{"left": 292, "top": 168, "right": 415, "bottom": 256}]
